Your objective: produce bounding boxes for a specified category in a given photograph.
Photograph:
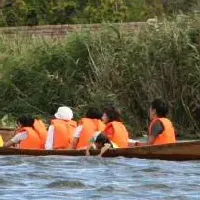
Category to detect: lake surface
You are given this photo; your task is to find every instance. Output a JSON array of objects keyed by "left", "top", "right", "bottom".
[{"left": 0, "top": 156, "right": 200, "bottom": 200}]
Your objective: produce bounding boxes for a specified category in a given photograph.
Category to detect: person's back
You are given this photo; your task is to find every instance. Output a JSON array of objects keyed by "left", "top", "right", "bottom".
[
  {"left": 34, "top": 118, "right": 48, "bottom": 149},
  {"left": 18, "top": 127, "right": 41, "bottom": 149},
  {"left": 71, "top": 107, "right": 105, "bottom": 149},
  {"left": 76, "top": 118, "right": 105, "bottom": 149},
  {"left": 4, "top": 115, "right": 42, "bottom": 149},
  {"left": 104, "top": 121, "right": 129, "bottom": 148},
  {"left": 45, "top": 106, "right": 76, "bottom": 150},
  {"left": 52, "top": 119, "right": 77, "bottom": 149},
  {"left": 102, "top": 107, "right": 129, "bottom": 148},
  {"left": 149, "top": 117, "right": 176, "bottom": 145}
]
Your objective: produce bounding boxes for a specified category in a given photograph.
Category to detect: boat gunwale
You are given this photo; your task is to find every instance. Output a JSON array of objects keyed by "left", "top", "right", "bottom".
[{"left": 0, "top": 140, "right": 200, "bottom": 161}]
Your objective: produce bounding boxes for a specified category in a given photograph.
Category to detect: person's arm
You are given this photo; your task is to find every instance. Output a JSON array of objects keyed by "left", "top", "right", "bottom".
[
  {"left": 85, "top": 144, "right": 95, "bottom": 156},
  {"left": 4, "top": 132, "right": 27, "bottom": 147},
  {"left": 69, "top": 125, "right": 83, "bottom": 149},
  {"left": 4, "top": 140, "right": 14, "bottom": 147},
  {"left": 45, "top": 125, "right": 54, "bottom": 150},
  {"left": 98, "top": 143, "right": 112, "bottom": 157},
  {"left": 135, "top": 121, "right": 164, "bottom": 147},
  {"left": 134, "top": 136, "right": 157, "bottom": 147},
  {"left": 128, "top": 139, "right": 140, "bottom": 148}
]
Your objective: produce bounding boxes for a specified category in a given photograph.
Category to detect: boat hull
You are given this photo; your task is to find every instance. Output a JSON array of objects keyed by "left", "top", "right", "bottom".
[{"left": 0, "top": 141, "right": 200, "bottom": 161}]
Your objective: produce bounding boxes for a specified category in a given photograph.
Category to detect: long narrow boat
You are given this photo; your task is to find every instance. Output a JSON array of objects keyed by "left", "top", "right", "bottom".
[
  {"left": 1, "top": 128, "right": 200, "bottom": 161},
  {"left": 0, "top": 141, "right": 200, "bottom": 161}
]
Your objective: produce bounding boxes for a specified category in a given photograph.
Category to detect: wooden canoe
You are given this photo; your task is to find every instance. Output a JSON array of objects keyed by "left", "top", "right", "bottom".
[{"left": 0, "top": 141, "right": 200, "bottom": 161}]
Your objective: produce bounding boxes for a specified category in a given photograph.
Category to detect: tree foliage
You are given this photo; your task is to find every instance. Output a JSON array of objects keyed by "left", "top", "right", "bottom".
[{"left": 0, "top": 0, "right": 199, "bottom": 26}]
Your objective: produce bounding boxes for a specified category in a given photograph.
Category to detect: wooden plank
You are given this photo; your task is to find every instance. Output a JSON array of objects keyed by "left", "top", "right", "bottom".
[{"left": 0, "top": 141, "right": 200, "bottom": 161}]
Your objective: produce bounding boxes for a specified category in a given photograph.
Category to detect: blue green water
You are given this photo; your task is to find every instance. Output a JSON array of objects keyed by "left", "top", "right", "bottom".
[{"left": 0, "top": 156, "right": 199, "bottom": 199}]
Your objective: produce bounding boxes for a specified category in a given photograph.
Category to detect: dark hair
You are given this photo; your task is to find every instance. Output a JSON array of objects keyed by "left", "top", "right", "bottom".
[
  {"left": 151, "top": 99, "right": 169, "bottom": 117},
  {"left": 103, "top": 106, "right": 121, "bottom": 122},
  {"left": 86, "top": 107, "right": 101, "bottom": 119},
  {"left": 17, "top": 115, "right": 35, "bottom": 127},
  {"left": 95, "top": 133, "right": 112, "bottom": 146}
]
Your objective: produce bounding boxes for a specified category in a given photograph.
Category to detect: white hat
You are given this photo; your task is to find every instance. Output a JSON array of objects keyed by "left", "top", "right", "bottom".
[{"left": 54, "top": 106, "right": 73, "bottom": 120}]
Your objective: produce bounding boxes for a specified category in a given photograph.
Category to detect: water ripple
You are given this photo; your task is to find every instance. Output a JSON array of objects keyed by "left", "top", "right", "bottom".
[{"left": 0, "top": 156, "right": 200, "bottom": 199}]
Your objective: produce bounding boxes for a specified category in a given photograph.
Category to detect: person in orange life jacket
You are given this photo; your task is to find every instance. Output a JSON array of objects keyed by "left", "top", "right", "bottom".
[
  {"left": 102, "top": 106, "right": 129, "bottom": 148},
  {"left": 86, "top": 132, "right": 114, "bottom": 157},
  {"left": 45, "top": 106, "right": 77, "bottom": 150},
  {"left": 134, "top": 99, "right": 176, "bottom": 147},
  {"left": 4, "top": 115, "right": 41, "bottom": 149},
  {"left": 33, "top": 118, "right": 48, "bottom": 149},
  {"left": 70, "top": 107, "right": 105, "bottom": 149}
]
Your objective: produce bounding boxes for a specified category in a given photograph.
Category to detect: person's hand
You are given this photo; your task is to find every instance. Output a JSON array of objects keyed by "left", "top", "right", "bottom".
[
  {"left": 85, "top": 146, "right": 91, "bottom": 156},
  {"left": 128, "top": 139, "right": 139, "bottom": 147},
  {"left": 86, "top": 150, "right": 90, "bottom": 156}
]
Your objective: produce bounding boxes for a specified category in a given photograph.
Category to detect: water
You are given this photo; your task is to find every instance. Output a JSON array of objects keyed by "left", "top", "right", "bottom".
[{"left": 0, "top": 156, "right": 200, "bottom": 200}]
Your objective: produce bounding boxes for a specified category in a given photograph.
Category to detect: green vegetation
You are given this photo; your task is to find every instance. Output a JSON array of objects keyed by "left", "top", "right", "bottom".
[
  {"left": 0, "top": 14, "right": 200, "bottom": 138},
  {"left": 0, "top": 0, "right": 200, "bottom": 138},
  {"left": 0, "top": 0, "right": 199, "bottom": 26}
]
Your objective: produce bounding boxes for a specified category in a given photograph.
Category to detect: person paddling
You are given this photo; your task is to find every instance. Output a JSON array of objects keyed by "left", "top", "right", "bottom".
[
  {"left": 45, "top": 106, "right": 77, "bottom": 150},
  {"left": 70, "top": 107, "right": 105, "bottom": 149},
  {"left": 102, "top": 106, "right": 129, "bottom": 148},
  {"left": 86, "top": 132, "right": 116, "bottom": 157},
  {"left": 134, "top": 99, "right": 176, "bottom": 146},
  {"left": 4, "top": 115, "right": 41, "bottom": 149}
]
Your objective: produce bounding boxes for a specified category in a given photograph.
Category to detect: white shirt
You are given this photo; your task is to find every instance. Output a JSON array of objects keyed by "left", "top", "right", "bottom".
[
  {"left": 11, "top": 131, "right": 28, "bottom": 144},
  {"left": 74, "top": 125, "right": 83, "bottom": 138},
  {"left": 45, "top": 125, "right": 55, "bottom": 150}
]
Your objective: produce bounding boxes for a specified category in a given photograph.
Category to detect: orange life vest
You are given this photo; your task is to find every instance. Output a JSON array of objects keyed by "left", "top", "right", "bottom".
[
  {"left": 19, "top": 127, "right": 42, "bottom": 149},
  {"left": 149, "top": 118, "right": 176, "bottom": 145},
  {"left": 34, "top": 119, "right": 48, "bottom": 149},
  {"left": 104, "top": 121, "right": 129, "bottom": 148},
  {"left": 51, "top": 119, "right": 77, "bottom": 149},
  {"left": 77, "top": 118, "right": 105, "bottom": 149}
]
